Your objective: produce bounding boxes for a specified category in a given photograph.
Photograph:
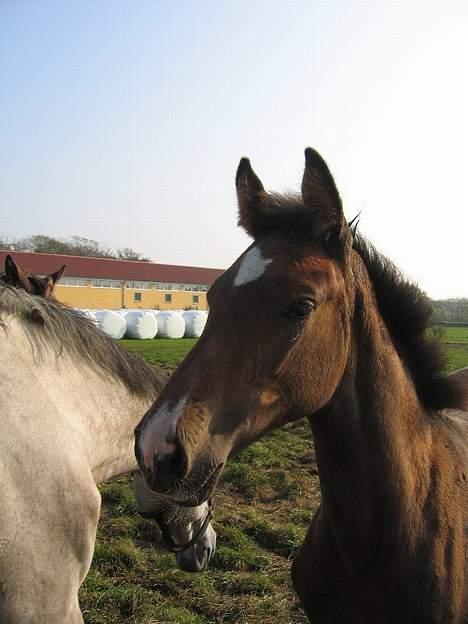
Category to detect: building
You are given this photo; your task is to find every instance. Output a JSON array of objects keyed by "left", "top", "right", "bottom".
[{"left": 0, "top": 250, "right": 224, "bottom": 311}]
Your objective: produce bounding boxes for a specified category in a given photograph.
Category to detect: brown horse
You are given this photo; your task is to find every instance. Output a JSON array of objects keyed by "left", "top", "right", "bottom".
[
  {"left": 135, "top": 148, "right": 468, "bottom": 623},
  {"left": 1, "top": 253, "right": 66, "bottom": 297}
]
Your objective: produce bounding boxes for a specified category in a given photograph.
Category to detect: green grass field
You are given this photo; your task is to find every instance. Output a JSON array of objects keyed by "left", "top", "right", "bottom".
[
  {"left": 80, "top": 328, "right": 468, "bottom": 624},
  {"left": 120, "top": 339, "right": 198, "bottom": 371},
  {"left": 441, "top": 327, "right": 468, "bottom": 372}
]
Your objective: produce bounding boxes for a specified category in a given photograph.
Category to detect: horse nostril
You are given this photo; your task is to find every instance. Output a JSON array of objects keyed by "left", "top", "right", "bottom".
[{"left": 151, "top": 443, "right": 187, "bottom": 493}]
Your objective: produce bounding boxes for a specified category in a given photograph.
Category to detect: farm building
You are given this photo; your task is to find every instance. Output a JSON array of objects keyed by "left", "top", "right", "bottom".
[{"left": 0, "top": 250, "right": 224, "bottom": 311}]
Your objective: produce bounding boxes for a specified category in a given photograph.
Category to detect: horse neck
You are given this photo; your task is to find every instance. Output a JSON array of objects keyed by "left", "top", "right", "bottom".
[
  {"left": 309, "top": 287, "right": 432, "bottom": 564},
  {"left": 36, "top": 349, "right": 156, "bottom": 483},
  {"left": 73, "top": 368, "right": 155, "bottom": 483}
]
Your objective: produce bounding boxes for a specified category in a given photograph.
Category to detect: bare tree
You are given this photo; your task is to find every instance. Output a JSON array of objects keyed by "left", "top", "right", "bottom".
[
  {"left": 0, "top": 234, "right": 151, "bottom": 262},
  {"left": 116, "top": 247, "right": 150, "bottom": 262}
]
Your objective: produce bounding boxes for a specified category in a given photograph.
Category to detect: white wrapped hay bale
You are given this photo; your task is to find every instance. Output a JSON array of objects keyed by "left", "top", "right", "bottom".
[
  {"left": 124, "top": 310, "right": 158, "bottom": 339},
  {"left": 148, "top": 311, "right": 160, "bottom": 327},
  {"left": 115, "top": 309, "right": 132, "bottom": 318},
  {"left": 157, "top": 311, "right": 186, "bottom": 339},
  {"left": 93, "top": 310, "right": 127, "bottom": 339},
  {"left": 145, "top": 310, "right": 160, "bottom": 319},
  {"left": 182, "top": 311, "right": 207, "bottom": 338}
]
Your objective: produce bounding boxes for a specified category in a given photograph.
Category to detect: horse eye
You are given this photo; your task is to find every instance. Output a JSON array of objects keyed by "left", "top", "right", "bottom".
[{"left": 281, "top": 300, "right": 315, "bottom": 321}]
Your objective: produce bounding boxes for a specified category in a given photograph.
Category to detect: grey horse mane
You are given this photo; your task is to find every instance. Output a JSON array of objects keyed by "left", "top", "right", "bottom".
[{"left": 0, "top": 284, "right": 167, "bottom": 397}]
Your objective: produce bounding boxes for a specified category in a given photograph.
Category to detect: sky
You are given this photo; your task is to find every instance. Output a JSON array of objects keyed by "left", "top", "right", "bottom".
[{"left": 0, "top": 0, "right": 466, "bottom": 298}]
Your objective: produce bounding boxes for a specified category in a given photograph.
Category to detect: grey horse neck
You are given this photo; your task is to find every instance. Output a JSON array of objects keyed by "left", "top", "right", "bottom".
[{"left": 0, "top": 284, "right": 164, "bottom": 481}]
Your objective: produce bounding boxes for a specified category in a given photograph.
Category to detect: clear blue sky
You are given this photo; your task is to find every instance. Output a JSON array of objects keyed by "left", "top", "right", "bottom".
[{"left": 1, "top": 0, "right": 466, "bottom": 298}]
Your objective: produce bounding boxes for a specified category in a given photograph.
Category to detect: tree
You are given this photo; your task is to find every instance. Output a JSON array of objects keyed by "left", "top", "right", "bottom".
[
  {"left": 67, "top": 236, "right": 113, "bottom": 259},
  {"left": 21, "top": 235, "right": 72, "bottom": 255},
  {"left": 0, "top": 234, "right": 151, "bottom": 262},
  {"left": 116, "top": 247, "right": 150, "bottom": 262},
  {"left": 0, "top": 235, "right": 13, "bottom": 251}
]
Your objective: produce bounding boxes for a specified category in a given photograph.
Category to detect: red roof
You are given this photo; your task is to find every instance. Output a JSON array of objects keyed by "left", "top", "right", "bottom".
[{"left": 0, "top": 250, "right": 224, "bottom": 285}]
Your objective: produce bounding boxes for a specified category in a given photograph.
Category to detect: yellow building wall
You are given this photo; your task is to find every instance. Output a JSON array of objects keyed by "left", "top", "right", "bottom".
[
  {"left": 54, "top": 285, "right": 208, "bottom": 311},
  {"left": 123, "top": 289, "right": 207, "bottom": 311},
  {"left": 55, "top": 285, "right": 122, "bottom": 309}
]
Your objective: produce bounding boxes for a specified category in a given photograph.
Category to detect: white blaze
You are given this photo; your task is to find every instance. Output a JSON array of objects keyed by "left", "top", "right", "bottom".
[
  {"left": 233, "top": 246, "right": 273, "bottom": 287},
  {"left": 141, "top": 395, "right": 188, "bottom": 469}
]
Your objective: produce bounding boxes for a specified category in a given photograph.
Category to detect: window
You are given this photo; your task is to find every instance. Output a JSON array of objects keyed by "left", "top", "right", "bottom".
[
  {"left": 91, "top": 278, "right": 120, "bottom": 288},
  {"left": 192, "top": 295, "right": 199, "bottom": 304},
  {"left": 63, "top": 277, "right": 86, "bottom": 287},
  {"left": 134, "top": 292, "right": 142, "bottom": 302},
  {"left": 183, "top": 284, "right": 207, "bottom": 292},
  {"left": 165, "top": 294, "right": 172, "bottom": 303}
]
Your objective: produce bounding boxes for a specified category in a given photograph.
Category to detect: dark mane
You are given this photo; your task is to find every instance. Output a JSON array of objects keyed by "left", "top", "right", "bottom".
[
  {"left": 353, "top": 235, "right": 460, "bottom": 410},
  {"left": 0, "top": 284, "right": 167, "bottom": 398}
]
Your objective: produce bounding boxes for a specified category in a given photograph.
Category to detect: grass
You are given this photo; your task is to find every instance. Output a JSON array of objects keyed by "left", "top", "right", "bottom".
[
  {"left": 120, "top": 338, "right": 198, "bottom": 371},
  {"left": 438, "top": 327, "right": 468, "bottom": 372},
  {"left": 442, "top": 327, "right": 468, "bottom": 344},
  {"left": 80, "top": 332, "right": 468, "bottom": 623}
]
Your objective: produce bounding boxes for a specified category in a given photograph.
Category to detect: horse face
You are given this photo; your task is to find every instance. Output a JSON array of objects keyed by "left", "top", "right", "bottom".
[{"left": 135, "top": 148, "right": 353, "bottom": 505}]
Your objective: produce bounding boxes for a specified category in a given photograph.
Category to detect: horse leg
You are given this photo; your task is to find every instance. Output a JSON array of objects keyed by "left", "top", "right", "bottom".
[
  {"left": 132, "top": 471, "right": 216, "bottom": 572},
  {"left": 0, "top": 473, "right": 101, "bottom": 624}
]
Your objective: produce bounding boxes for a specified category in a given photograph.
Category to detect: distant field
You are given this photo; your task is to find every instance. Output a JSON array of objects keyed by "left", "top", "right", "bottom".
[
  {"left": 442, "top": 326, "right": 468, "bottom": 371},
  {"left": 80, "top": 332, "right": 468, "bottom": 624},
  {"left": 443, "top": 326, "right": 468, "bottom": 344}
]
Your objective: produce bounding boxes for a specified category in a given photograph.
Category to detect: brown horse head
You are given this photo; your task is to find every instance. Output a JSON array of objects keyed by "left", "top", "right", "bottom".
[
  {"left": 135, "top": 148, "right": 457, "bottom": 506},
  {"left": 135, "top": 148, "right": 358, "bottom": 504},
  {"left": 2, "top": 254, "right": 66, "bottom": 298}
]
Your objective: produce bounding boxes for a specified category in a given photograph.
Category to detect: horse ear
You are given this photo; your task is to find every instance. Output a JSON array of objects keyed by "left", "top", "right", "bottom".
[
  {"left": 4, "top": 255, "right": 19, "bottom": 280},
  {"left": 302, "top": 148, "right": 350, "bottom": 258},
  {"left": 4, "top": 254, "right": 25, "bottom": 286},
  {"left": 47, "top": 264, "right": 66, "bottom": 287},
  {"left": 236, "top": 158, "right": 269, "bottom": 239},
  {"left": 301, "top": 148, "right": 345, "bottom": 233}
]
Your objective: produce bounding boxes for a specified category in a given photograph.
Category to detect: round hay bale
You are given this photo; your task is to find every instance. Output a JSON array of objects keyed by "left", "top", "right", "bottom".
[
  {"left": 124, "top": 310, "right": 158, "bottom": 339},
  {"left": 157, "top": 311, "right": 186, "bottom": 339},
  {"left": 182, "top": 310, "right": 207, "bottom": 338},
  {"left": 93, "top": 310, "right": 127, "bottom": 339}
]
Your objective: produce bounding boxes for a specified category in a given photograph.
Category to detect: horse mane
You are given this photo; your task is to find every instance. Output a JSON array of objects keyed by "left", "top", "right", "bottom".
[
  {"left": 0, "top": 284, "right": 167, "bottom": 398},
  {"left": 352, "top": 235, "right": 461, "bottom": 410}
]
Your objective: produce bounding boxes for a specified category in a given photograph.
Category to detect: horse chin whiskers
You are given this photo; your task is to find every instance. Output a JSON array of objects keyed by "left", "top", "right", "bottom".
[{"left": 167, "top": 462, "right": 224, "bottom": 507}]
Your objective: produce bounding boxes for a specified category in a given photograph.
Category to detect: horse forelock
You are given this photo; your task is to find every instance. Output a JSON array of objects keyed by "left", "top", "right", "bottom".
[{"left": 0, "top": 284, "right": 166, "bottom": 397}]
